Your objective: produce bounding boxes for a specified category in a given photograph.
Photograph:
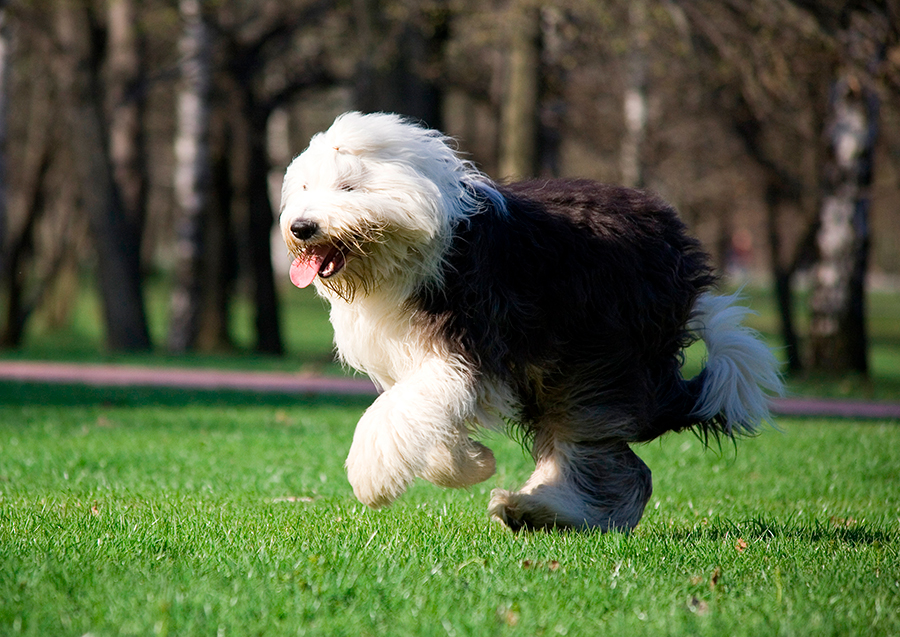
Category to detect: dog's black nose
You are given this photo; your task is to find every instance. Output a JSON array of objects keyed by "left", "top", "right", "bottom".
[{"left": 290, "top": 219, "right": 319, "bottom": 241}]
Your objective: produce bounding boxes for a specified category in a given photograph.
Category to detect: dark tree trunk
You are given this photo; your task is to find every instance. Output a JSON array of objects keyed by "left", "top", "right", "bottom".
[
  {"left": 353, "top": 0, "right": 445, "bottom": 128},
  {"left": 1, "top": 155, "right": 50, "bottom": 347},
  {"left": 226, "top": 86, "right": 283, "bottom": 356},
  {"left": 246, "top": 120, "right": 282, "bottom": 355},
  {"left": 53, "top": 1, "right": 151, "bottom": 351},
  {"left": 0, "top": 5, "right": 9, "bottom": 279},
  {"left": 106, "top": 0, "right": 147, "bottom": 236},
  {"left": 765, "top": 183, "right": 803, "bottom": 373},
  {"left": 195, "top": 116, "right": 237, "bottom": 352},
  {"left": 808, "top": 75, "right": 876, "bottom": 375},
  {"left": 498, "top": 5, "right": 540, "bottom": 181},
  {"left": 730, "top": 93, "right": 810, "bottom": 373}
]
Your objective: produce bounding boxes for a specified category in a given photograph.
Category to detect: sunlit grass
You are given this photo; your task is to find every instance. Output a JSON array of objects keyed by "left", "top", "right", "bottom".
[{"left": 1, "top": 393, "right": 898, "bottom": 636}]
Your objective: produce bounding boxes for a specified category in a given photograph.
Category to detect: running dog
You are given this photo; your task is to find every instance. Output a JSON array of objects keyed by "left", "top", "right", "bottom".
[{"left": 279, "top": 112, "right": 782, "bottom": 531}]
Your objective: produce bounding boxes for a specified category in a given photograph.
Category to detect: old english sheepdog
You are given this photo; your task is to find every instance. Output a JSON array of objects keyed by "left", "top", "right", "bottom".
[{"left": 279, "top": 111, "right": 782, "bottom": 531}]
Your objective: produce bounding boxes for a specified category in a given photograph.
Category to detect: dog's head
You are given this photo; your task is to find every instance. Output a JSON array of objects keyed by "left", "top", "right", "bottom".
[{"left": 279, "top": 112, "right": 496, "bottom": 301}]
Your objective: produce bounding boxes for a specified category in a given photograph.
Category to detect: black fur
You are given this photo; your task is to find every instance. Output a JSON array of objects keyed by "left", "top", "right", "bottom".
[{"left": 413, "top": 178, "right": 717, "bottom": 443}]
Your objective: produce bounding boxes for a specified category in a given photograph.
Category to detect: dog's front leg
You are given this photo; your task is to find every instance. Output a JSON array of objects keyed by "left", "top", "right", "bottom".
[{"left": 345, "top": 357, "right": 495, "bottom": 508}]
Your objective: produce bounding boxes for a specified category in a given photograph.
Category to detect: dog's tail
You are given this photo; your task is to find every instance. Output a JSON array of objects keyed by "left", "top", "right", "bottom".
[{"left": 684, "top": 292, "right": 783, "bottom": 441}]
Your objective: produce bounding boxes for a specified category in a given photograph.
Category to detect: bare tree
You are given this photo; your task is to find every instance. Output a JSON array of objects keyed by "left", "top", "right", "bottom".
[
  {"left": 52, "top": 0, "right": 151, "bottom": 351},
  {"left": 219, "top": 0, "right": 334, "bottom": 355},
  {"left": 498, "top": 4, "right": 540, "bottom": 180},
  {"left": 808, "top": 9, "right": 892, "bottom": 375},
  {"left": 0, "top": 2, "right": 9, "bottom": 277},
  {"left": 670, "top": 0, "right": 889, "bottom": 375},
  {"left": 353, "top": 0, "right": 447, "bottom": 128},
  {"left": 168, "top": 0, "right": 213, "bottom": 353},
  {"left": 106, "top": 0, "right": 147, "bottom": 249},
  {"left": 620, "top": 0, "right": 648, "bottom": 189}
]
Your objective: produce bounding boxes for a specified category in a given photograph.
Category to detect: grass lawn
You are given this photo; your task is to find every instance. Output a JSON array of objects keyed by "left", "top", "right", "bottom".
[
  {"left": 1, "top": 385, "right": 898, "bottom": 636},
  {"left": 3, "top": 281, "right": 899, "bottom": 634}
]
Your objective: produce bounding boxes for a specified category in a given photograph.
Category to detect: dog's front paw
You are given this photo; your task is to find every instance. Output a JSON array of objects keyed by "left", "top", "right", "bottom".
[
  {"left": 419, "top": 439, "right": 496, "bottom": 488},
  {"left": 345, "top": 438, "right": 415, "bottom": 509}
]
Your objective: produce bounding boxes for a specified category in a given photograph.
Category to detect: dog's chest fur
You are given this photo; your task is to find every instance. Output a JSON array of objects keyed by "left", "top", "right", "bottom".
[{"left": 327, "top": 290, "right": 431, "bottom": 390}]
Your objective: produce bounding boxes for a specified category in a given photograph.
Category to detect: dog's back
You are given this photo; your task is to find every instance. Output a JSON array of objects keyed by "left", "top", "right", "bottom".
[{"left": 414, "top": 178, "right": 716, "bottom": 442}]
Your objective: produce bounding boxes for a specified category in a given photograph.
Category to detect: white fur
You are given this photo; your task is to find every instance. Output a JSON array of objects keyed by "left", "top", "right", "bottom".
[
  {"left": 280, "top": 113, "right": 504, "bottom": 507},
  {"left": 689, "top": 292, "right": 784, "bottom": 435}
]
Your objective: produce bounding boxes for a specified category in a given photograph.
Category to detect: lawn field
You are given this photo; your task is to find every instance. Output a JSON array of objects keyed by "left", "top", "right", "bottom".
[
  {"left": 3, "top": 282, "right": 900, "bottom": 634},
  {"left": 1, "top": 387, "right": 898, "bottom": 636}
]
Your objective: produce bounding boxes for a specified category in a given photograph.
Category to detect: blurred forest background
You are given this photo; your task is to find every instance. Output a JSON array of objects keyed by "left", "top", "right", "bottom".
[{"left": 0, "top": 0, "right": 898, "bottom": 378}]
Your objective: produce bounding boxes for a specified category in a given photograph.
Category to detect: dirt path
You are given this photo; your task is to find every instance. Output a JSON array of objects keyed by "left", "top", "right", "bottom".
[{"left": 2, "top": 360, "right": 899, "bottom": 420}]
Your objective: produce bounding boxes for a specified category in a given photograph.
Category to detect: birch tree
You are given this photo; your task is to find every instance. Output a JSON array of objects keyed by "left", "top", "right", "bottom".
[
  {"left": 168, "top": 0, "right": 212, "bottom": 353},
  {"left": 808, "top": 10, "right": 890, "bottom": 374},
  {"left": 620, "top": 0, "right": 648, "bottom": 189}
]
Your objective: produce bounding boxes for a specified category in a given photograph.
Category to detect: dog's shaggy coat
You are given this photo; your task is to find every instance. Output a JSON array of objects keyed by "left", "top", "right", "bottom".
[{"left": 279, "top": 112, "right": 782, "bottom": 531}]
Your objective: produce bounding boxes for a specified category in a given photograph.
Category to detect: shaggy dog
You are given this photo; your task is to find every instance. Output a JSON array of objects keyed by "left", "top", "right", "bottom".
[{"left": 279, "top": 112, "right": 782, "bottom": 531}]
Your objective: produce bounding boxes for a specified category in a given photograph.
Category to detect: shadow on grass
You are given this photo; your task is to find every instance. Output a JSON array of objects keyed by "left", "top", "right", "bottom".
[
  {"left": 0, "top": 381, "right": 374, "bottom": 410},
  {"left": 669, "top": 516, "right": 893, "bottom": 546}
]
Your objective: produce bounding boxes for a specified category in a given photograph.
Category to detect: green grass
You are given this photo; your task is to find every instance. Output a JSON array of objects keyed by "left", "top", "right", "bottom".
[
  {"left": 3, "top": 280, "right": 900, "bottom": 634},
  {"left": 1, "top": 388, "right": 898, "bottom": 636}
]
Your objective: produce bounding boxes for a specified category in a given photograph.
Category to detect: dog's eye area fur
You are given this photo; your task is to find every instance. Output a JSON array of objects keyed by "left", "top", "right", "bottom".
[{"left": 338, "top": 183, "right": 355, "bottom": 192}]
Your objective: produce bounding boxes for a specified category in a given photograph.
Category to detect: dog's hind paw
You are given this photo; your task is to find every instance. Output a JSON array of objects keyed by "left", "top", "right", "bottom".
[
  {"left": 488, "top": 489, "right": 526, "bottom": 531},
  {"left": 488, "top": 488, "right": 576, "bottom": 532}
]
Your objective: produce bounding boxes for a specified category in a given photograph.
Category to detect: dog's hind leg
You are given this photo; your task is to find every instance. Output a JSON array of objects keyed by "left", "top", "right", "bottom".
[
  {"left": 489, "top": 430, "right": 652, "bottom": 531},
  {"left": 345, "top": 356, "right": 495, "bottom": 508}
]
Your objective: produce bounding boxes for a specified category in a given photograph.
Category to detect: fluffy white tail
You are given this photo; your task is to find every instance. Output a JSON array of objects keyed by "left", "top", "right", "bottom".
[{"left": 689, "top": 292, "right": 784, "bottom": 436}]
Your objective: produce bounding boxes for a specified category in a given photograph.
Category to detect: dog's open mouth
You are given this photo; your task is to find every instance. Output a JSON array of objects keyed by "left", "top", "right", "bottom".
[{"left": 290, "top": 244, "right": 346, "bottom": 288}]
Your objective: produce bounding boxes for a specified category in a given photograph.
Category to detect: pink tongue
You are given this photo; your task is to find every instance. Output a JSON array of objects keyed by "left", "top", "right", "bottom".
[{"left": 289, "top": 251, "right": 327, "bottom": 288}]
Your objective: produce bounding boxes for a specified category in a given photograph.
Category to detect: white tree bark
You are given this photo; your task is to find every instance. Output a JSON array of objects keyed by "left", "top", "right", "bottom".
[
  {"left": 621, "top": 0, "right": 648, "bottom": 189},
  {"left": 808, "top": 74, "right": 876, "bottom": 374},
  {"left": 169, "top": 0, "right": 213, "bottom": 352}
]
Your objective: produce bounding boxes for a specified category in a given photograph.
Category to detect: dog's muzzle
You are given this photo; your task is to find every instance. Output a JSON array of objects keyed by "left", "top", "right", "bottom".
[{"left": 285, "top": 218, "right": 347, "bottom": 289}]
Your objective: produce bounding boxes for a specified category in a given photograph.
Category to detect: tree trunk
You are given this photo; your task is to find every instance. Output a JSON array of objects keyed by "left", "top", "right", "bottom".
[
  {"left": 106, "top": 0, "right": 147, "bottom": 239},
  {"left": 226, "top": 87, "right": 283, "bottom": 356},
  {"left": 352, "top": 0, "right": 445, "bottom": 128},
  {"left": 194, "top": 115, "right": 237, "bottom": 352},
  {"left": 621, "top": 0, "right": 648, "bottom": 189},
  {"left": 764, "top": 183, "right": 803, "bottom": 373},
  {"left": 808, "top": 74, "right": 876, "bottom": 375},
  {"left": 498, "top": 6, "right": 541, "bottom": 181},
  {"left": 168, "top": 0, "right": 213, "bottom": 353},
  {"left": 53, "top": 1, "right": 151, "bottom": 351},
  {"left": 246, "top": 119, "right": 283, "bottom": 355},
  {"left": 0, "top": 6, "right": 9, "bottom": 277}
]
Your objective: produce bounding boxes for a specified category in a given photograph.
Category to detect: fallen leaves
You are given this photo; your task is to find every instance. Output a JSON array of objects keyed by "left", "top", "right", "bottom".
[
  {"left": 521, "top": 559, "right": 560, "bottom": 571},
  {"left": 688, "top": 596, "right": 710, "bottom": 615},
  {"left": 497, "top": 605, "right": 520, "bottom": 627}
]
